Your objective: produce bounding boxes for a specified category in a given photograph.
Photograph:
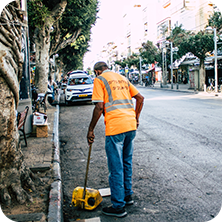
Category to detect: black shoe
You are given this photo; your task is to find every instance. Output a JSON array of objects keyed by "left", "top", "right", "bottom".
[
  {"left": 124, "top": 195, "right": 134, "bottom": 205},
  {"left": 102, "top": 205, "right": 127, "bottom": 217}
]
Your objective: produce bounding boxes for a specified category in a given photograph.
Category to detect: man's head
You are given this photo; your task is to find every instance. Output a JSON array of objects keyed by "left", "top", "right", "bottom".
[{"left": 93, "top": 61, "right": 108, "bottom": 77}]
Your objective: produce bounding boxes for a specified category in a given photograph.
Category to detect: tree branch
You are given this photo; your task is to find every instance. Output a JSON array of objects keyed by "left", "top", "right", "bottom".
[
  {"left": 49, "top": 28, "right": 81, "bottom": 56},
  {"left": 44, "top": 0, "right": 67, "bottom": 45},
  {"left": 51, "top": 0, "right": 67, "bottom": 21}
]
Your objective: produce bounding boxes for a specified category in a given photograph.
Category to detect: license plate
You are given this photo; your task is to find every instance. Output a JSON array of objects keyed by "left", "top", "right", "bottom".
[{"left": 78, "top": 94, "right": 88, "bottom": 97}]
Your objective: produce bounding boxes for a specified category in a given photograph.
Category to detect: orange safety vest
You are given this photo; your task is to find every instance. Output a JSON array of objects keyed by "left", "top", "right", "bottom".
[{"left": 92, "top": 71, "right": 139, "bottom": 136}]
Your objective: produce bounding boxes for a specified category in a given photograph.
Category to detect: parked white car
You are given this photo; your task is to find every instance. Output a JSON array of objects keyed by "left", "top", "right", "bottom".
[
  {"left": 68, "top": 70, "right": 87, "bottom": 77},
  {"left": 65, "top": 73, "right": 93, "bottom": 105}
]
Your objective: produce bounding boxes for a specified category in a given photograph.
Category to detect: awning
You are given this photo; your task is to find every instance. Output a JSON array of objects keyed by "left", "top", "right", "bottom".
[{"left": 169, "top": 52, "right": 198, "bottom": 69}]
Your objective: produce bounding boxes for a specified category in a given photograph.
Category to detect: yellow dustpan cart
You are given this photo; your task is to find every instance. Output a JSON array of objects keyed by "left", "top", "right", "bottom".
[
  {"left": 72, "top": 186, "right": 102, "bottom": 210},
  {"left": 72, "top": 144, "right": 103, "bottom": 210}
]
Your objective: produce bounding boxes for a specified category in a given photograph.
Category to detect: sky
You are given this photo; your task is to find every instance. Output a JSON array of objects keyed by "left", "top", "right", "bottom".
[{"left": 82, "top": 0, "right": 130, "bottom": 69}]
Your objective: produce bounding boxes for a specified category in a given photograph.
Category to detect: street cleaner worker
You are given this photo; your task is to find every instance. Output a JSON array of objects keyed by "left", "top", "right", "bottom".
[{"left": 87, "top": 61, "right": 144, "bottom": 218}]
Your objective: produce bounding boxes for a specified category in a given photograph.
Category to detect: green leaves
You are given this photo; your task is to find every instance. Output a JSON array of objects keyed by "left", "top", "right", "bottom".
[
  {"left": 28, "top": 0, "right": 98, "bottom": 71},
  {"left": 139, "top": 40, "right": 160, "bottom": 65},
  {"left": 27, "top": 0, "right": 50, "bottom": 26},
  {"left": 178, "top": 32, "right": 213, "bottom": 64},
  {"left": 208, "top": 11, "right": 222, "bottom": 33},
  {"left": 115, "top": 60, "right": 128, "bottom": 69},
  {"left": 167, "top": 25, "right": 214, "bottom": 63}
]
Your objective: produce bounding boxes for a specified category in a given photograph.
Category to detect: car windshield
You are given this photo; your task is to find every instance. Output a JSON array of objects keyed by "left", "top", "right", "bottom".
[{"left": 68, "top": 77, "right": 93, "bottom": 85}]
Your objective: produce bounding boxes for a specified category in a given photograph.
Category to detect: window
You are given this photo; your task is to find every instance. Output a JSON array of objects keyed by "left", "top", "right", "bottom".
[{"left": 68, "top": 77, "right": 93, "bottom": 85}]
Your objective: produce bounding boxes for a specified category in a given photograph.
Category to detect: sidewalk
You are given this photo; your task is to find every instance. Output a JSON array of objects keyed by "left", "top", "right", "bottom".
[
  {"left": 3, "top": 100, "right": 62, "bottom": 222},
  {"left": 22, "top": 104, "right": 56, "bottom": 169},
  {"left": 145, "top": 82, "right": 222, "bottom": 98}
]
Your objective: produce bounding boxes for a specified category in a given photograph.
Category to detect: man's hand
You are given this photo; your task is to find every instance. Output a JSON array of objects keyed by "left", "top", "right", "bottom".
[{"left": 87, "top": 130, "right": 95, "bottom": 145}]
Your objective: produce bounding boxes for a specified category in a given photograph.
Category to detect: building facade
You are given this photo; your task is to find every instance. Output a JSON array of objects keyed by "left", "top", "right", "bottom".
[
  {"left": 123, "top": 3, "right": 144, "bottom": 56},
  {"left": 97, "top": 0, "right": 217, "bottom": 86},
  {"left": 155, "top": 0, "right": 214, "bottom": 43}
]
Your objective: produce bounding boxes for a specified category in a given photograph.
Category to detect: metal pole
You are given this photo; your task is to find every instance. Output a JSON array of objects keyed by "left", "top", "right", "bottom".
[
  {"left": 214, "top": 28, "right": 218, "bottom": 93},
  {"left": 19, "top": 0, "right": 30, "bottom": 99},
  {"left": 171, "top": 42, "right": 173, "bottom": 89},
  {"left": 170, "top": 42, "right": 173, "bottom": 89},
  {"left": 162, "top": 49, "right": 165, "bottom": 86},
  {"left": 140, "top": 57, "right": 142, "bottom": 85},
  {"left": 165, "top": 51, "right": 167, "bottom": 85}
]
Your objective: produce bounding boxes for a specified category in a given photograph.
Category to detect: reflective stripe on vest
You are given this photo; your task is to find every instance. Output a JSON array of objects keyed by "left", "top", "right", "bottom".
[{"left": 97, "top": 75, "right": 134, "bottom": 113}]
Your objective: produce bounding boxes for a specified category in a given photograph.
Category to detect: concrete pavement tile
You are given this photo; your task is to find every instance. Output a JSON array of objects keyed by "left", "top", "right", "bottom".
[{"left": 7, "top": 213, "right": 46, "bottom": 222}]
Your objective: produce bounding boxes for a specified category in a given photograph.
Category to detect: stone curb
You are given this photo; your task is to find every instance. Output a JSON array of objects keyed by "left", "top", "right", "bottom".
[
  {"left": 153, "top": 87, "right": 197, "bottom": 94},
  {"left": 154, "top": 87, "right": 222, "bottom": 97},
  {"left": 139, "top": 83, "right": 222, "bottom": 97},
  {"left": 48, "top": 181, "right": 62, "bottom": 222},
  {"left": 48, "top": 97, "right": 63, "bottom": 222},
  {"left": 138, "top": 84, "right": 197, "bottom": 94}
]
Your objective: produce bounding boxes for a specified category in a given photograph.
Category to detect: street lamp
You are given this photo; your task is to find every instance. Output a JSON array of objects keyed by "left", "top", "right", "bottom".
[{"left": 206, "top": 27, "right": 219, "bottom": 92}]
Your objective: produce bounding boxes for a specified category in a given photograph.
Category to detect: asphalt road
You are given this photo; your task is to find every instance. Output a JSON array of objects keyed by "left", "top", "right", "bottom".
[{"left": 59, "top": 87, "right": 222, "bottom": 222}]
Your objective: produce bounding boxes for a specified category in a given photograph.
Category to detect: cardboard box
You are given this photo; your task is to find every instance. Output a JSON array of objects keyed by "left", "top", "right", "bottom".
[
  {"left": 33, "top": 112, "right": 47, "bottom": 125},
  {"left": 33, "top": 115, "right": 45, "bottom": 125},
  {"left": 36, "top": 125, "right": 48, "bottom": 138}
]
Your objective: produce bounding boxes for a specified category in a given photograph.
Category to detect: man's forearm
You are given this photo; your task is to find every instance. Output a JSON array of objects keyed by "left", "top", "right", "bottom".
[
  {"left": 88, "top": 103, "right": 103, "bottom": 132},
  {"left": 134, "top": 93, "right": 144, "bottom": 121},
  {"left": 135, "top": 100, "right": 143, "bottom": 121}
]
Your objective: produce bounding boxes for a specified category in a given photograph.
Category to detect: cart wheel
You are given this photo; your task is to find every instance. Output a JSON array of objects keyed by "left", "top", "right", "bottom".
[{"left": 88, "top": 197, "right": 95, "bottom": 206}]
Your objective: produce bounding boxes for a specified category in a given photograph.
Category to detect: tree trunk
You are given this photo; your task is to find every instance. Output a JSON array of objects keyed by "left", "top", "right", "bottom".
[
  {"left": 34, "top": 27, "right": 51, "bottom": 93},
  {"left": 199, "top": 60, "right": 205, "bottom": 91},
  {"left": 0, "top": 1, "right": 41, "bottom": 206},
  {"left": 33, "top": 0, "right": 67, "bottom": 93},
  {"left": 0, "top": 77, "right": 38, "bottom": 206}
]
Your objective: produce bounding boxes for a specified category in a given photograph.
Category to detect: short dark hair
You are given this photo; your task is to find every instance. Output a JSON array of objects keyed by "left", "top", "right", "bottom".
[{"left": 93, "top": 61, "right": 108, "bottom": 71}]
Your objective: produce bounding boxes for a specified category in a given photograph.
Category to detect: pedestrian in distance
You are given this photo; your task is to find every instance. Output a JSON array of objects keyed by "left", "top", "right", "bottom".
[
  {"left": 153, "top": 76, "right": 156, "bottom": 85},
  {"left": 145, "top": 75, "right": 149, "bottom": 86},
  {"left": 48, "top": 76, "right": 57, "bottom": 103},
  {"left": 87, "top": 61, "right": 144, "bottom": 218}
]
